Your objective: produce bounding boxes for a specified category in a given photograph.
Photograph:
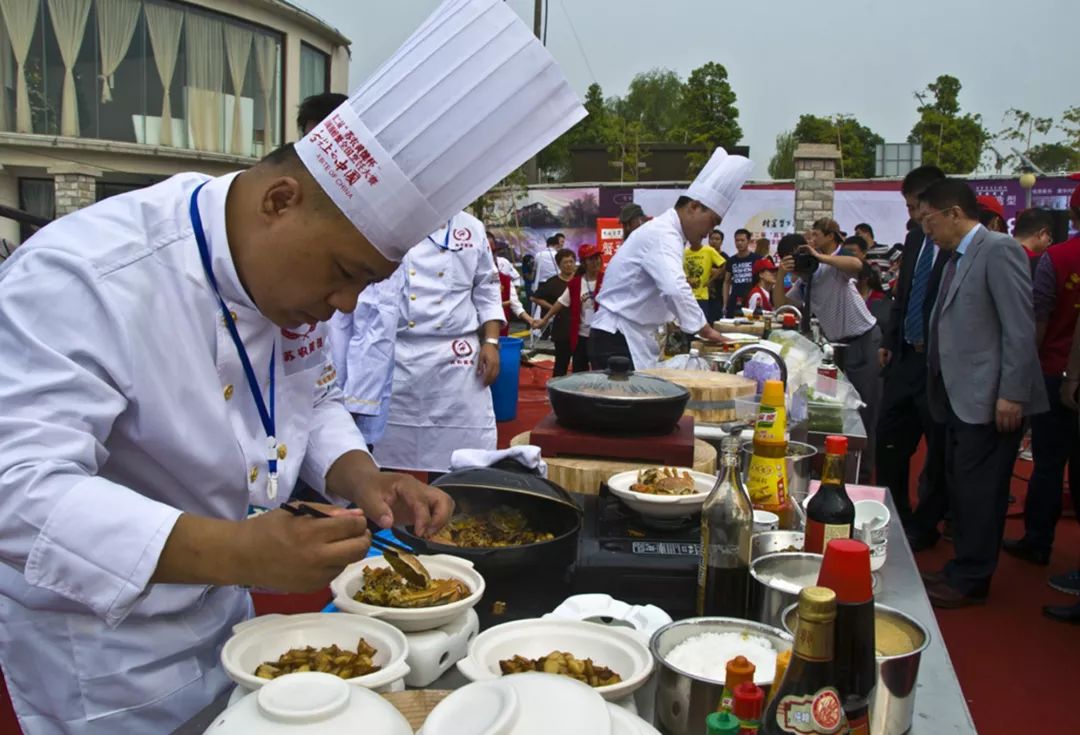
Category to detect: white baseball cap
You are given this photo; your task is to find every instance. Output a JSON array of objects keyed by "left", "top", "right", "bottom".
[
  {"left": 686, "top": 148, "right": 754, "bottom": 218},
  {"left": 296, "top": 0, "right": 586, "bottom": 261}
]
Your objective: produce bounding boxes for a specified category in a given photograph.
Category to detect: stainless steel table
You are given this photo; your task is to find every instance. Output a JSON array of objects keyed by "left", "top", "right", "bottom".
[{"left": 174, "top": 492, "right": 976, "bottom": 735}]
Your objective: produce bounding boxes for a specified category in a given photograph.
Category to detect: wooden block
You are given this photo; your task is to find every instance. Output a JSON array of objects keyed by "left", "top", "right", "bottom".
[
  {"left": 512, "top": 432, "right": 717, "bottom": 495},
  {"left": 640, "top": 368, "right": 757, "bottom": 424}
]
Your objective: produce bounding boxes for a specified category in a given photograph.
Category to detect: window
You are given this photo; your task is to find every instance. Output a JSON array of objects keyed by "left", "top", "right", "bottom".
[
  {"left": 18, "top": 178, "right": 55, "bottom": 242},
  {"left": 0, "top": 1, "right": 283, "bottom": 157},
  {"left": 299, "top": 42, "right": 328, "bottom": 101}
]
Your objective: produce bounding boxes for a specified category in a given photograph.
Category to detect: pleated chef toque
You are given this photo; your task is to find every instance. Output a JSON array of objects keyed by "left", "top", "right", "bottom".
[
  {"left": 686, "top": 148, "right": 755, "bottom": 218},
  {"left": 295, "top": 0, "right": 586, "bottom": 261}
]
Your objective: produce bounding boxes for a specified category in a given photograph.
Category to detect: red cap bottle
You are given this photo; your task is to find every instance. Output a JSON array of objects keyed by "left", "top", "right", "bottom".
[
  {"left": 733, "top": 682, "right": 765, "bottom": 732},
  {"left": 817, "top": 538, "right": 873, "bottom": 603}
]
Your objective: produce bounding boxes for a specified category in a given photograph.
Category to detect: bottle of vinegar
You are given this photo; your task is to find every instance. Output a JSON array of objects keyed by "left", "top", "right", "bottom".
[{"left": 697, "top": 438, "right": 754, "bottom": 618}]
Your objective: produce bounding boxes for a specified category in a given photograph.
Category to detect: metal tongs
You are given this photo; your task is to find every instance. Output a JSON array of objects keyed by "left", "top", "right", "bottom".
[{"left": 281, "top": 502, "right": 431, "bottom": 587}]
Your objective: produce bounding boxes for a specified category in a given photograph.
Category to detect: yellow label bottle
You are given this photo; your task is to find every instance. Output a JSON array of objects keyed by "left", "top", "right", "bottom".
[{"left": 746, "top": 380, "right": 794, "bottom": 529}]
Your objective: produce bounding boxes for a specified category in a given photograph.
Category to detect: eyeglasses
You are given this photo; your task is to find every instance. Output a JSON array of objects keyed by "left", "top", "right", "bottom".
[{"left": 919, "top": 206, "right": 957, "bottom": 226}]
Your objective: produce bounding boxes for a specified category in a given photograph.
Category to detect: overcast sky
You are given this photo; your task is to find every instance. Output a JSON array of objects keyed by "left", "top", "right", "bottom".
[{"left": 294, "top": 0, "right": 1080, "bottom": 179}]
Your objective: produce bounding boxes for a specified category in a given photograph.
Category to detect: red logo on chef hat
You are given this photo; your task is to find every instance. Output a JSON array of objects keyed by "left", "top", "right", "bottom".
[
  {"left": 453, "top": 227, "right": 472, "bottom": 242},
  {"left": 451, "top": 339, "right": 474, "bottom": 357},
  {"left": 281, "top": 324, "right": 317, "bottom": 341}
]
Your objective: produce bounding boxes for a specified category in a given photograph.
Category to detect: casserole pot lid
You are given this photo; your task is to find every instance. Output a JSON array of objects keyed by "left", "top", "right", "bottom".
[
  {"left": 548, "top": 357, "right": 689, "bottom": 401},
  {"left": 432, "top": 467, "right": 582, "bottom": 512}
]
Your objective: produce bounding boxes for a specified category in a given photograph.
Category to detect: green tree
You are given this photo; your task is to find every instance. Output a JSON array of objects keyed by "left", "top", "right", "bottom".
[
  {"left": 993, "top": 107, "right": 1054, "bottom": 172},
  {"left": 605, "top": 116, "right": 650, "bottom": 183},
  {"left": 614, "top": 68, "right": 685, "bottom": 140},
  {"left": 908, "top": 74, "right": 988, "bottom": 174},
  {"left": 768, "top": 130, "right": 797, "bottom": 179},
  {"left": 538, "top": 83, "right": 610, "bottom": 182},
  {"left": 793, "top": 114, "right": 883, "bottom": 178},
  {"left": 1061, "top": 105, "right": 1080, "bottom": 155},
  {"left": 680, "top": 61, "right": 742, "bottom": 174},
  {"left": 1027, "top": 142, "right": 1080, "bottom": 173}
]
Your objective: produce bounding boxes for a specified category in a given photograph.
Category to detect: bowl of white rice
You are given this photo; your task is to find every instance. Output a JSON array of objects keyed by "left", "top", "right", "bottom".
[{"left": 649, "top": 618, "right": 792, "bottom": 735}]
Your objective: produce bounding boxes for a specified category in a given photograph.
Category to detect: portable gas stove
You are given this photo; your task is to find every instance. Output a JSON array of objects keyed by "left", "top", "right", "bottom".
[{"left": 573, "top": 485, "right": 701, "bottom": 621}]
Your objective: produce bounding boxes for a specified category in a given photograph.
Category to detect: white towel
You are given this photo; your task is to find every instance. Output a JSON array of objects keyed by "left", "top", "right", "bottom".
[{"left": 450, "top": 445, "right": 547, "bottom": 478}]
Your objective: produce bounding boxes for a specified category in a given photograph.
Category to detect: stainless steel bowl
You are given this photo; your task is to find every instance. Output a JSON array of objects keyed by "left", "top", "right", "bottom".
[
  {"left": 749, "top": 552, "right": 823, "bottom": 628},
  {"left": 782, "top": 602, "right": 931, "bottom": 735},
  {"left": 751, "top": 531, "right": 805, "bottom": 560},
  {"left": 649, "top": 617, "right": 792, "bottom": 735}
]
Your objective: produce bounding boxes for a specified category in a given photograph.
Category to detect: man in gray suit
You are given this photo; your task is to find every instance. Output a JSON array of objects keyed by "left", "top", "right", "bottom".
[{"left": 917, "top": 178, "right": 1048, "bottom": 608}]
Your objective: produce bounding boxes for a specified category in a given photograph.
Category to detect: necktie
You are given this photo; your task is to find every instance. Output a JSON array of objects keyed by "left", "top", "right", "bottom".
[
  {"left": 928, "top": 252, "right": 960, "bottom": 375},
  {"left": 904, "top": 239, "right": 935, "bottom": 344}
]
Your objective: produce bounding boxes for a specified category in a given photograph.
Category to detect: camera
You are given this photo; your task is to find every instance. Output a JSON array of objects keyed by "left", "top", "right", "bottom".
[{"left": 794, "top": 246, "right": 819, "bottom": 274}]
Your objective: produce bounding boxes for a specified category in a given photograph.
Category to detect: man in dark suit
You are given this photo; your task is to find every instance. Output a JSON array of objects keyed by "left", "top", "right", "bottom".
[
  {"left": 919, "top": 179, "right": 1048, "bottom": 608},
  {"left": 875, "top": 166, "right": 949, "bottom": 543}
]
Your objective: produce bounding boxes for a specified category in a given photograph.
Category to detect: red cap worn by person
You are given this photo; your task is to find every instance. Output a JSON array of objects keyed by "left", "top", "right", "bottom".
[
  {"left": 752, "top": 258, "right": 778, "bottom": 276},
  {"left": 977, "top": 194, "right": 1005, "bottom": 220},
  {"left": 1070, "top": 173, "right": 1080, "bottom": 210},
  {"left": 578, "top": 243, "right": 603, "bottom": 259}
]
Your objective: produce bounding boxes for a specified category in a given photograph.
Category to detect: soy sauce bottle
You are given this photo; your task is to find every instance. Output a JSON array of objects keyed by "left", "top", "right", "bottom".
[
  {"left": 761, "top": 587, "right": 847, "bottom": 734},
  {"left": 804, "top": 436, "right": 854, "bottom": 554},
  {"left": 697, "top": 438, "right": 754, "bottom": 617}
]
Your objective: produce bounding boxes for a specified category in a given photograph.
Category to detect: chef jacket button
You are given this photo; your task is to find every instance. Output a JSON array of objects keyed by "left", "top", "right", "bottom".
[
  {"left": 408, "top": 320, "right": 416, "bottom": 328},
  {"left": 409, "top": 270, "right": 416, "bottom": 276},
  {"left": 223, "top": 384, "right": 234, "bottom": 401},
  {"left": 437, "top": 271, "right": 444, "bottom": 277},
  {"left": 249, "top": 465, "right": 259, "bottom": 483},
  {"left": 436, "top": 323, "right": 442, "bottom": 329},
  {"left": 277, "top": 444, "right": 288, "bottom": 460},
  {"left": 410, "top": 294, "right": 417, "bottom": 301}
]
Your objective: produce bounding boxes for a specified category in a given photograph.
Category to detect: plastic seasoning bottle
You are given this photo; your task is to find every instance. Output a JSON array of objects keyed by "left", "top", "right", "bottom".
[
  {"left": 746, "top": 380, "right": 794, "bottom": 529},
  {"left": 764, "top": 649, "right": 792, "bottom": 710},
  {"left": 761, "top": 587, "right": 847, "bottom": 734},
  {"left": 717, "top": 655, "right": 757, "bottom": 713},
  {"left": 707, "top": 711, "right": 742, "bottom": 735},
  {"left": 733, "top": 682, "right": 766, "bottom": 734},
  {"left": 805, "top": 436, "right": 855, "bottom": 554}
]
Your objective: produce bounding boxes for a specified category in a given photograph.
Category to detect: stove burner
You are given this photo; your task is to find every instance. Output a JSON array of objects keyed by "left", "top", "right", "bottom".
[{"left": 596, "top": 485, "right": 699, "bottom": 535}]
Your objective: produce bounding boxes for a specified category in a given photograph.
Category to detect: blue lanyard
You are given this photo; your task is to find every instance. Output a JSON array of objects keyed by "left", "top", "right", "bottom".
[
  {"left": 189, "top": 182, "right": 280, "bottom": 498},
  {"left": 427, "top": 220, "right": 458, "bottom": 251}
]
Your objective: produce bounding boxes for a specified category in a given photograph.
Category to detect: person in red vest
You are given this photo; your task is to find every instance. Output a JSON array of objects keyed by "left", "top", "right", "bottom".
[
  {"left": 1004, "top": 180, "right": 1080, "bottom": 603},
  {"left": 745, "top": 258, "right": 777, "bottom": 313},
  {"left": 537, "top": 243, "right": 605, "bottom": 373}
]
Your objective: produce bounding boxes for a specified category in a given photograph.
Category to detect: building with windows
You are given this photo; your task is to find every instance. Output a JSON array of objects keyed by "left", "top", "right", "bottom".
[{"left": 0, "top": 0, "right": 349, "bottom": 245}]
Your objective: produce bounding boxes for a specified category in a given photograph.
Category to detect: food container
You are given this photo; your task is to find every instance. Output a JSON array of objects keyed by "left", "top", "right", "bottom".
[
  {"left": 854, "top": 499, "right": 890, "bottom": 572},
  {"left": 330, "top": 554, "right": 485, "bottom": 632},
  {"left": 203, "top": 672, "right": 412, "bottom": 735},
  {"left": 749, "top": 552, "right": 824, "bottom": 628},
  {"left": 456, "top": 618, "right": 655, "bottom": 703},
  {"left": 782, "top": 603, "right": 931, "bottom": 735},
  {"left": 753, "top": 510, "right": 780, "bottom": 532},
  {"left": 605, "top": 467, "right": 714, "bottom": 520},
  {"left": 547, "top": 356, "right": 690, "bottom": 434},
  {"left": 751, "top": 530, "right": 805, "bottom": 559},
  {"left": 649, "top": 617, "right": 792, "bottom": 735},
  {"left": 395, "top": 467, "right": 583, "bottom": 580},
  {"left": 418, "top": 673, "right": 661, "bottom": 735},
  {"left": 220, "top": 612, "right": 410, "bottom": 693},
  {"left": 545, "top": 593, "right": 673, "bottom": 640}
]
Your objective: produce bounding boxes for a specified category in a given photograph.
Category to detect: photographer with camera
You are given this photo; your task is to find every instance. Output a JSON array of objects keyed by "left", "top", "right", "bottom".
[{"left": 773, "top": 218, "right": 881, "bottom": 482}]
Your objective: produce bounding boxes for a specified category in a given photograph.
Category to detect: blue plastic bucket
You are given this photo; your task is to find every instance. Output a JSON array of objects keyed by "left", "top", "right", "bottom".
[{"left": 490, "top": 336, "right": 523, "bottom": 422}]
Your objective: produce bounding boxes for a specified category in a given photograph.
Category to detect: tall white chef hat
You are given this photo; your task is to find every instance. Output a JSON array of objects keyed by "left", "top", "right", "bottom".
[
  {"left": 295, "top": 0, "right": 586, "bottom": 261},
  {"left": 686, "top": 147, "right": 755, "bottom": 218}
]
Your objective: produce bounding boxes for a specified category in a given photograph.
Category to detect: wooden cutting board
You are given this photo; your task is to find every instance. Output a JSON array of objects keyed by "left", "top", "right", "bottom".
[
  {"left": 641, "top": 368, "right": 757, "bottom": 424},
  {"left": 511, "top": 431, "right": 716, "bottom": 495}
]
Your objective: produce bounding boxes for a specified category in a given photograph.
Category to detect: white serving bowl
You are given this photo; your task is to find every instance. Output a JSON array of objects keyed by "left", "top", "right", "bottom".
[
  {"left": 330, "top": 554, "right": 485, "bottom": 632},
  {"left": 221, "top": 612, "right": 409, "bottom": 692},
  {"left": 456, "top": 618, "right": 655, "bottom": 702},
  {"left": 204, "top": 672, "right": 412, "bottom": 735},
  {"left": 418, "top": 673, "right": 661, "bottom": 735},
  {"left": 606, "top": 468, "right": 714, "bottom": 520}
]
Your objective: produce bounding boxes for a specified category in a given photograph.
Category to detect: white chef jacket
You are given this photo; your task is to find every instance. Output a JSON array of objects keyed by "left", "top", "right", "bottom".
[
  {"left": 328, "top": 269, "right": 405, "bottom": 446},
  {"left": 0, "top": 172, "right": 368, "bottom": 734},
  {"left": 497, "top": 255, "right": 522, "bottom": 288},
  {"left": 374, "top": 212, "right": 505, "bottom": 472},
  {"left": 531, "top": 246, "right": 561, "bottom": 290},
  {"left": 592, "top": 208, "right": 707, "bottom": 368}
]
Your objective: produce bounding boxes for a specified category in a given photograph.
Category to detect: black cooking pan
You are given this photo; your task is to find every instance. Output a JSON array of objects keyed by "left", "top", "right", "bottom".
[
  {"left": 394, "top": 467, "right": 582, "bottom": 578},
  {"left": 547, "top": 356, "right": 690, "bottom": 434}
]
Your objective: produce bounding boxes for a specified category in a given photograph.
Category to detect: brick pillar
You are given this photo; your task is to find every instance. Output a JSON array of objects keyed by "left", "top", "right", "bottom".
[
  {"left": 793, "top": 143, "right": 840, "bottom": 233},
  {"left": 48, "top": 164, "right": 102, "bottom": 217}
]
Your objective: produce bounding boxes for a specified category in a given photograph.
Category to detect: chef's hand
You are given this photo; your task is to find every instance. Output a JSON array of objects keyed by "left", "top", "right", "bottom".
[
  {"left": 995, "top": 398, "right": 1023, "bottom": 433},
  {"left": 478, "top": 343, "right": 501, "bottom": 386},
  {"left": 238, "top": 507, "right": 370, "bottom": 592},
  {"left": 354, "top": 472, "right": 455, "bottom": 537},
  {"left": 1061, "top": 378, "right": 1080, "bottom": 411},
  {"left": 878, "top": 348, "right": 892, "bottom": 369},
  {"left": 698, "top": 325, "right": 725, "bottom": 343}
]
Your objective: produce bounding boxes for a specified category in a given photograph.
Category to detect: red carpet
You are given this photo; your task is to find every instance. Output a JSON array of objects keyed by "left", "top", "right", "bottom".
[{"left": 2, "top": 361, "right": 1077, "bottom": 733}]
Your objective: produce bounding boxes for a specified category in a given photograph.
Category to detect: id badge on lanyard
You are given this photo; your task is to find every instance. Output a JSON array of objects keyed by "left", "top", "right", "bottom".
[{"left": 190, "top": 182, "right": 282, "bottom": 499}]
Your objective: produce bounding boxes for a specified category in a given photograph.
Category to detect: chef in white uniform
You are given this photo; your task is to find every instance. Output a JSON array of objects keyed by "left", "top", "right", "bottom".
[
  {"left": 328, "top": 268, "right": 405, "bottom": 448},
  {"left": 590, "top": 149, "right": 754, "bottom": 370},
  {"left": 0, "top": 1, "right": 585, "bottom": 731},
  {"left": 375, "top": 211, "right": 505, "bottom": 473}
]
